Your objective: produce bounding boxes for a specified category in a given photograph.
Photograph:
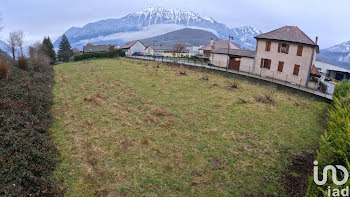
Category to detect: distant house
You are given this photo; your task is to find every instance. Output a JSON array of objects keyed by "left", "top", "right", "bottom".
[
  {"left": 121, "top": 40, "right": 146, "bottom": 56},
  {"left": 72, "top": 48, "right": 82, "bottom": 55},
  {"left": 145, "top": 45, "right": 190, "bottom": 57},
  {"left": 211, "top": 49, "right": 256, "bottom": 71},
  {"left": 83, "top": 44, "right": 110, "bottom": 53},
  {"left": 253, "top": 26, "right": 320, "bottom": 87},
  {"left": 316, "top": 61, "right": 350, "bottom": 81},
  {"left": 199, "top": 39, "right": 240, "bottom": 58}
]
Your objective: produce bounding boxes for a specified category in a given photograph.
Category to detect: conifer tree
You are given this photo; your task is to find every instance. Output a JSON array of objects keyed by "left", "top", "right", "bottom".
[
  {"left": 41, "top": 36, "right": 56, "bottom": 64},
  {"left": 57, "top": 34, "right": 73, "bottom": 62}
]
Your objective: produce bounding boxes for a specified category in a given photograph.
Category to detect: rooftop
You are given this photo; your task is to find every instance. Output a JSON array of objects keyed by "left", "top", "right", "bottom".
[
  {"left": 255, "top": 26, "right": 318, "bottom": 46},
  {"left": 199, "top": 39, "right": 240, "bottom": 51}
]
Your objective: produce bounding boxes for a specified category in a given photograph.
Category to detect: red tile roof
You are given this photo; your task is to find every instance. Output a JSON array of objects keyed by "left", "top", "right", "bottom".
[{"left": 311, "top": 65, "right": 321, "bottom": 77}]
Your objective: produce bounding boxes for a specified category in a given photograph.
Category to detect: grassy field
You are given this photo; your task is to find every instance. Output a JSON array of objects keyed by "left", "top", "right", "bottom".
[{"left": 52, "top": 58, "right": 327, "bottom": 196}]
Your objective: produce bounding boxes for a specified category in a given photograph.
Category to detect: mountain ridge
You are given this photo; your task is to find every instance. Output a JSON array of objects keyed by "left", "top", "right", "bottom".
[{"left": 53, "top": 7, "right": 262, "bottom": 50}]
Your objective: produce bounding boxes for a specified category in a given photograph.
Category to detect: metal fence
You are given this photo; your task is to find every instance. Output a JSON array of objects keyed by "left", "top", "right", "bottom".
[{"left": 128, "top": 55, "right": 332, "bottom": 100}]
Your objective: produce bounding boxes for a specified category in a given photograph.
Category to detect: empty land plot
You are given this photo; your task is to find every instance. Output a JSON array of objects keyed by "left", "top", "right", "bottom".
[{"left": 52, "top": 58, "right": 328, "bottom": 196}]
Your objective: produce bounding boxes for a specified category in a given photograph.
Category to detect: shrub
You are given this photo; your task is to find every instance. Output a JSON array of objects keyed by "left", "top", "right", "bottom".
[
  {"left": 28, "top": 42, "right": 51, "bottom": 72},
  {"left": 17, "top": 56, "right": 28, "bottom": 70},
  {"left": 74, "top": 49, "right": 125, "bottom": 61},
  {"left": 333, "top": 80, "right": 350, "bottom": 100},
  {"left": 306, "top": 81, "right": 350, "bottom": 196},
  {"left": 74, "top": 52, "right": 107, "bottom": 61},
  {"left": 106, "top": 48, "right": 125, "bottom": 58},
  {"left": 0, "top": 65, "right": 61, "bottom": 195},
  {"left": 0, "top": 58, "right": 10, "bottom": 80}
]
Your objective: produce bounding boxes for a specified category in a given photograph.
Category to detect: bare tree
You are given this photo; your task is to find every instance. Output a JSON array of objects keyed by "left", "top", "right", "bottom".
[
  {"left": 7, "top": 32, "right": 18, "bottom": 61},
  {"left": 173, "top": 43, "right": 186, "bottom": 57},
  {"left": 6, "top": 31, "right": 24, "bottom": 60},
  {"left": 28, "top": 41, "right": 50, "bottom": 71},
  {"left": 15, "top": 31, "right": 24, "bottom": 56}
]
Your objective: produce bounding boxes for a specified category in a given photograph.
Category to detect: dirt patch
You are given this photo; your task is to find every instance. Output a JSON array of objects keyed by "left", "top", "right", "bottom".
[
  {"left": 153, "top": 107, "right": 173, "bottom": 116},
  {"left": 199, "top": 75, "right": 209, "bottom": 81},
  {"left": 237, "top": 98, "right": 250, "bottom": 104},
  {"left": 226, "top": 80, "right": 240, "bottom": 90},
  {"left": 84, "top": 92, "right": 107, "bottom": 106},
  {"left": 209, "top": 158, "right": 225, "bottom": 171},
  {"left": 178, "top": 70, "right": 187, "bottom": 76},
  {"left": 283, "top": 152, "right": 315, "bottom": 197},
  {"left": 120, "top": 137, "right": 134, "bottom": 150},
  {"left": 254, "top": 90, "right": 277, "bottom": 105}
]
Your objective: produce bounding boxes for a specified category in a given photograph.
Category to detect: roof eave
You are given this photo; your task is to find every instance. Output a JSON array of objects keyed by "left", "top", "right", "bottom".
[{"left": 255, "top": 37, "right": 318, "bottom": 47}]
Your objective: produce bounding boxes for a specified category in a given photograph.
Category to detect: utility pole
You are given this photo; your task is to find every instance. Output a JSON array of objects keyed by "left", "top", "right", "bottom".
[{"left": 226, "top": 36, "right": 234, "bottom": 72}]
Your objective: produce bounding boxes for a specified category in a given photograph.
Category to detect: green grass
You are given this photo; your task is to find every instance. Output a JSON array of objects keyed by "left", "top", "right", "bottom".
[{"left": 52, "top": 58, "right": 328, "bottom": 196}]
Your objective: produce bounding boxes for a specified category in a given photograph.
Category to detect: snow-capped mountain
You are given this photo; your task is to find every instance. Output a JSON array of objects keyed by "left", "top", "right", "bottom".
[
  {"left": 318, "top": 40, "right": 350, "bottom": 70},
  {"left": 324, "top": 40, "right": 350, "bottom": 53},
  {"left": 54, "top": 7, "right": 263, "bottom": 50}
]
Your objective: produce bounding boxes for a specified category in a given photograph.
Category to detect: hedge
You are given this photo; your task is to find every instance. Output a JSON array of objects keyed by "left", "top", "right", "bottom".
[
  {"left": 306, "top": 80, "right": 350, "bottom": 196},
  {"left": 0, "top": 65, "right": 62, "bottom": 196},
  {"left": 74, "top": 49, "right": 125, "bottom": 61}
]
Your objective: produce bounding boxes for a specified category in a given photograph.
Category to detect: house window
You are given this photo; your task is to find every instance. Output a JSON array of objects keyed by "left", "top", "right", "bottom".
[
  {"left": 281, "top": 44, "right": 287, "bottom": 53},
  {"left": 297, "top": 45, "right": 303, "bottom": 56},
  {"left": 278, "top": 43, "right": 289, "bottom": 54},
  {"left": 277, "top": 61, "right": 284, "bottom": 72},
  {"left": 260, "top": 58, "right": 271, "bottom": 69},
  {"left": 293, "top": 64, "right": 300, "bottom": 76},
  {"left": 265, "top": 41, "right": 271, "bottom": 51}
]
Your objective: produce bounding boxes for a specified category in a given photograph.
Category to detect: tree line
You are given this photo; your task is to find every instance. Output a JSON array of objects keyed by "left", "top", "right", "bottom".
[{"left": 5, "top": 31, "right": 73, "bottom": 63}]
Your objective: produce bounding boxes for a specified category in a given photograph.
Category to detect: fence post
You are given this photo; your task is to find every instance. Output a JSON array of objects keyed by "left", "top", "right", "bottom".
[
  {"left": 260, "top": 69, "right": 262, "bottom": 78},
  {"left": 285, "top": 75, "right": 288, "bottom": 85}
]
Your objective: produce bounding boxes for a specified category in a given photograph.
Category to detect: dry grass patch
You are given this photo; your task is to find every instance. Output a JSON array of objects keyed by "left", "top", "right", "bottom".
[{"left": 52, "top": 58, "right": 328, "bottom": 196}]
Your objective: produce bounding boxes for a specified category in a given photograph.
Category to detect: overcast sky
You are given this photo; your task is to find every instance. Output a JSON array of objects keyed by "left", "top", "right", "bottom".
[{"left": 0, "top": 0, "right": 349, "bottom": 49}]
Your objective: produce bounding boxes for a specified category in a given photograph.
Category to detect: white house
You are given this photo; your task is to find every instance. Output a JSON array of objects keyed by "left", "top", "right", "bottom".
[{"left": 121, "top": 40, "right": 146, "bottom": 56}]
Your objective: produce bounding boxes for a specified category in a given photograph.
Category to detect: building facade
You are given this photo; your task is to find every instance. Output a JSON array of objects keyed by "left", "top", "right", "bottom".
[
  {"left": 121, "top": 40, "right": 146, "bottom": 56},
  {"left": 252, "top": 26, "right": 319, "bottom": 87}
]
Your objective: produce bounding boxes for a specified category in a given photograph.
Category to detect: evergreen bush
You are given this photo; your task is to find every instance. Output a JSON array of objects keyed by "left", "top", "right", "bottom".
[{"left": 306, "top": 81, "right": 350, "bottom": 196}]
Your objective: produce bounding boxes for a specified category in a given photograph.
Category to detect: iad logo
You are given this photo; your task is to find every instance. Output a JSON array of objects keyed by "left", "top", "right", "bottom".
[{"left": 313, "top": 161, "right": 349, "bottom": 197}]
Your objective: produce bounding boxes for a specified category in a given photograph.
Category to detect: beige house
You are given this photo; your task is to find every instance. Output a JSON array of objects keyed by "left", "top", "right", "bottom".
[
  {"left": 211, "top": 48, "right": 255, "bottom": 72},
  {"left": 121, "top": 40, "right": 146, "bottom": 56},
  {"left": 253, "top": 26, "right": 319, "bottom": 87},
  {"left": 145, "top": 45, "right": 190, "bottom": 57},
  {"left": 199, "top": 39, "right": 240, "bottom": 58},
  {"left": 210, "top": 26, "right": 320, "bottom": 88}
]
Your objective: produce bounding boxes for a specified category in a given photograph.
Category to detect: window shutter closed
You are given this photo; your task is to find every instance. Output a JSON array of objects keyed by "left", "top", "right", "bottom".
[
  {"left": 267, "top": 59, "right": 271, "bottom": 69},
  {"left": 297, "top": 46, "right": 303, "bottom": 56},
  {"left": 293, "top": 64, "right": 300, "bottom": 76},
  {"left": 260, "top": 58, "right": 263, "bottom": 68},
  {"left": 278, "top": 43, "right": 281, "bottom": 53},
  {"left": 266, "top": 41, "right": 271, "bottom": 51},
  {"left": 278, "top": 61, "right": 284, "bottom": 72},
  {"left": 286, "top": 44, "right": 289, "bottom": 54}
]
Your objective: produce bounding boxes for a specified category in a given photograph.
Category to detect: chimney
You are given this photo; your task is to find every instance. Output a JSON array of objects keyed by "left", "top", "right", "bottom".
[
  {"left": 315, "top": 37, "right": 318, "bottom": 44},
  {"left": 210, "top": 38, "right": 214, "bottom": 45}
]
